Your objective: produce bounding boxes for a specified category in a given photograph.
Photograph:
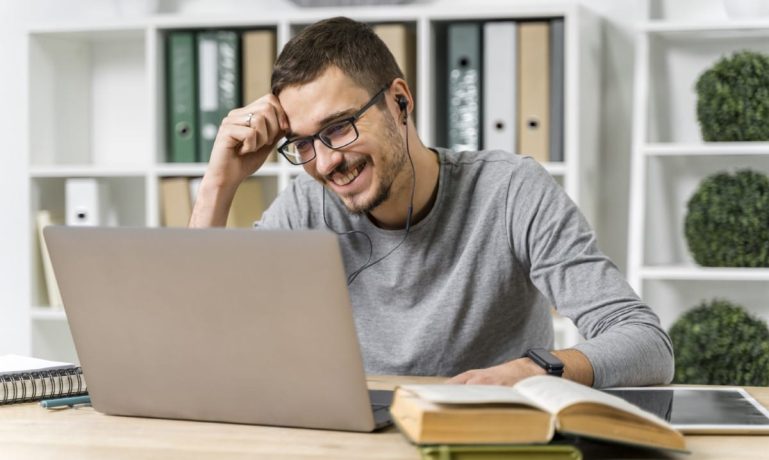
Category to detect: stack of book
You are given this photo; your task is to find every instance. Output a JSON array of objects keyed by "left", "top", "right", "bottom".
[{"left": 389, "top": 375, "right": 687, "bottom": 459}]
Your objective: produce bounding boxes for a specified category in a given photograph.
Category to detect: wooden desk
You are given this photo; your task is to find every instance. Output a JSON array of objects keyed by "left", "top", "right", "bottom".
[{"left": 1, "top": 376, "right": 767, "bottom": 460}]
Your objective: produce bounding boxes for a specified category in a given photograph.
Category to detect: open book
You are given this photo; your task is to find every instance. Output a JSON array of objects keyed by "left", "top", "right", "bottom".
[
  {"left": 390, "top": 375, "right": 686, "bottom": 452},
  {"left": 0, "top": 355, "right": 87, "bottom": 405}
]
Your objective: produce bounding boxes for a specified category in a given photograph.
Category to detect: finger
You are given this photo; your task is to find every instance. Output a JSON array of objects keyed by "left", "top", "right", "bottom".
[
  {"left": 264, "top": 94, "right": 290, "bottom": 131},
  {"left": 446, "top": 372, "right": 471, "bottom": 384},
  {"left": 216, "top": 124, "right": 258, "bottom": 154},
  {"left": 240, "top": 94, "right": 289, "bottom": 132}
]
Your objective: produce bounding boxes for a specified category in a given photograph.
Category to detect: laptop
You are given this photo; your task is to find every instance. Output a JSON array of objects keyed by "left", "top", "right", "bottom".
[{"left": 44, "top": 226, "right": 393, "bottom": 431}]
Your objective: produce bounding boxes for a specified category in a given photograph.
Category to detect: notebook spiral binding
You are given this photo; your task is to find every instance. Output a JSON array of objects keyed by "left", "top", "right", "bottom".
[{"left": 0, "top": 367, "right": 86, "bottom": 404}]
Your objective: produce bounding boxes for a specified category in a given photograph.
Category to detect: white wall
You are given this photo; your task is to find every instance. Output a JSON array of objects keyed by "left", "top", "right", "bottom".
[{"left": 0, "top": 0, "right": 716, "bottom": 353}]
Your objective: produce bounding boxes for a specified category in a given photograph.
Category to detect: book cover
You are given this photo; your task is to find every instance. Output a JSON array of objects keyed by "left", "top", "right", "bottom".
[
  {"left": 0, "top": 355, "right": 87, "bottom": 405},
  {"left": 226, "top": 178, "right": 265, "bottom": 228},
  {"left": 159, "top": 177, "right": 192, "bottom": 227},
  {"left": 242, "top": 29, "right": 277, "bottom": 163},
  {"left": 517, "top": 22, "right": 550, "bottom": 163},
  {"left": 197, "top": 31, "right": 241, "bottom": 163},
  {"left": 419, "top": 444, "right": 582, "bottom": 460},
  {"left": 483, "top": 21, "right": 517, "bottom": 152},
  {"left": 36, "top": 210, "right": 64, "bottom": 308},
  {"left": 373, "top": 23, "right": 417, "bottom": 120},
  {"left": 166, "top": 31, "right": 198, "bottom": 163},
  {"left": 447, "top": 22, "right": 481, "bottom": 152},
  {"left": 390, "top": 376, "right": 687, "bottom": 453}
]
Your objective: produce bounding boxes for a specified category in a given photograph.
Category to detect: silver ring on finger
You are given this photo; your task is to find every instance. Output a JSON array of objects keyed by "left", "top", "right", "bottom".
[{"left": 245, "top": 112, "right": 254, "bottom": 127}]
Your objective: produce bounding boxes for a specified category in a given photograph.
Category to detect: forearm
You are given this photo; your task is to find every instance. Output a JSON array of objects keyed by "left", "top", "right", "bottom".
[
  {"left": 574, "top": 323, "right": 674, "bottom": 388},
  {"left": 552, "top": 348, "right": 593, "bottom": 386},
  {"left": 189, "top": 178, "right": 237, "bottom": 228}
]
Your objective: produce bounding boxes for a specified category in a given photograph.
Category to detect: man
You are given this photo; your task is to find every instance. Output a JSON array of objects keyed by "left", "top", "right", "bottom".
[{"left": 190, "top": 17, "right": 674, "bottom": 388}]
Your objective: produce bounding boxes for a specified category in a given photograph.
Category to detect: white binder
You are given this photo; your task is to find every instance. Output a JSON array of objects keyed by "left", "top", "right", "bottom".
[
  {"left": 483, "top": 21, "right": 517, "bottom": 152},
  {"left": 65, "top": 178, "right": 112, "bottom": 226}
]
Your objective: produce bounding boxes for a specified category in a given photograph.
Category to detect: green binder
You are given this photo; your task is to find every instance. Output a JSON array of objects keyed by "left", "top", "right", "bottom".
[
  {"left": 166, "top": 31, "right": 197, "bottom": 163},
  {"left": 419, "top": 445, "right": 582, "bottom": 460},
  {"left": 197, "top": 30, "right": 241, "bottom": 163}
]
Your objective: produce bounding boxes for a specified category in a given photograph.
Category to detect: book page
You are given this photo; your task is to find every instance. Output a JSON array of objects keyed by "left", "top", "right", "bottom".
[
  {"left": 399, "top": 384, "right": 549, "bottom": 411},
  {"left": 0, "top": 355, "right": 75, "bottom": 375},
  {"left": 514, "top": 376, "right": 672, "bottom": 429}
]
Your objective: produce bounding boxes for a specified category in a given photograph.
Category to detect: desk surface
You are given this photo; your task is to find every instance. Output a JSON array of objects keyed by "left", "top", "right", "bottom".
[{"left": 1, "top": 376, "right": 768, "bottom": 460}]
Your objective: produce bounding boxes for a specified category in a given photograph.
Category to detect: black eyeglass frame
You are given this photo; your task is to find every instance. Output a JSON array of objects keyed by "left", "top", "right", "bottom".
[{"left": 277, "top": 85, "right": 389, "bottom": 165}]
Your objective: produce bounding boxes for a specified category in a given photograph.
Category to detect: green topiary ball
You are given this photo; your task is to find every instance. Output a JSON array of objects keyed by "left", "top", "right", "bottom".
[
  {"left": 695, "top": 50, "right": 769, "bottom": 141},
  {"left": 684, "top": 169, "right": 769, "bottom": 267},
  {"left": 669, "top": 299, "right": 769, "bottom": 386}
]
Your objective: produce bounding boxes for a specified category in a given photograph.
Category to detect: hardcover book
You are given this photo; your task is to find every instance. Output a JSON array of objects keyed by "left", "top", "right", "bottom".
[{"left": 390, "top": 376, "right": 686, "bottom": 452}]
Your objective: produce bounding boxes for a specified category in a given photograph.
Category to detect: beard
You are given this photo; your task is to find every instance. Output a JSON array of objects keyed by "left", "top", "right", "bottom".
[{"left": 328, "top": 112, "right": 408, "bottom": 215}]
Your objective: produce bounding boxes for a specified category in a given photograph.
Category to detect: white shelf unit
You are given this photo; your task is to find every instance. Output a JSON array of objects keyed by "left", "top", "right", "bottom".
[
  {"left": 627, "top": 20, "right": 769, "bottom": 332},
  {"left": 25, "top": 4, "right": 601, "bottom": 362}
]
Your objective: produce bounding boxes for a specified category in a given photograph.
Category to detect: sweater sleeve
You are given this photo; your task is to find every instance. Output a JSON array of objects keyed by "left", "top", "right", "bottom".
[{"left": 507, "top": 158, "right": 674, "bottom": 388}]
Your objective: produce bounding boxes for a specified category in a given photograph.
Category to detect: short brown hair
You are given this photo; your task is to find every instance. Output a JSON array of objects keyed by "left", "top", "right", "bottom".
[{"left": 271, "top": 17, "right": 404, "bottom": 97}]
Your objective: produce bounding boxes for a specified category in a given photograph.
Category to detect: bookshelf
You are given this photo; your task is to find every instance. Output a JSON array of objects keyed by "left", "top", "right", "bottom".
[
  {"left": 24, "top": 4, "right": 601, "bottom": 362},
  {"left": 627, "top": 18, "right": 769, "bottom": 332}
]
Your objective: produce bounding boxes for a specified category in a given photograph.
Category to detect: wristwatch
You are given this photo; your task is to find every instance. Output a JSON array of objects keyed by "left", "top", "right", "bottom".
[{"left": 526, "top": 348, "right": 564, "bottom": 377}]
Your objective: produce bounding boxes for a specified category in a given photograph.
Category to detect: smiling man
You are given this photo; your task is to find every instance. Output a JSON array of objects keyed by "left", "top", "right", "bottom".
[{"left": 189, "top": 17, "right": 674, "bottom": 388}]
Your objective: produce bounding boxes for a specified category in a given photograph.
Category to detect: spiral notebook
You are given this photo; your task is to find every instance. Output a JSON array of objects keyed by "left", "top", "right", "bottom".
[{"left": 0, "top": 354, "right": 87, "bottom": 404}]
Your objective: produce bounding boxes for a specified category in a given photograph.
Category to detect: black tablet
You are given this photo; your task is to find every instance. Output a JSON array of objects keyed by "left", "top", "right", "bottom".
[{"left": 603, "top": 387, "right": 769, "bottom": 433}]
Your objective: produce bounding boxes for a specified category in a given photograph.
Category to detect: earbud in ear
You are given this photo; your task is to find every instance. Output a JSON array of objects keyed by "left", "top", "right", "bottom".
[
  {"left": 396, "top": 96, "right": 408, "bottom": 125},
  {"left": 396, "top": 96, "right": 407, "bottom": 112}
]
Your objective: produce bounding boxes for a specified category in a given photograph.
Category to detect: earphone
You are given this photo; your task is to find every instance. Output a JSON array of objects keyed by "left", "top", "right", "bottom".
[
  {"left": 396, "top": 95, "right": 408, "bottom": 125},
  {"left": 322, "top": 92, "right": 416, "bottom": 286}
]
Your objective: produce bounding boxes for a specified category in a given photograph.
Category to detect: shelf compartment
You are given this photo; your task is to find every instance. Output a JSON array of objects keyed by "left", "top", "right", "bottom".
[
  {"left": 29, "top": 29, "right": 150, "bottom": 167},
  {"left": 644, "top": 30, "right": 769, "bottom": 144},
  {"left": 643, "top": 154, "right": 769, "bottom": 267}
]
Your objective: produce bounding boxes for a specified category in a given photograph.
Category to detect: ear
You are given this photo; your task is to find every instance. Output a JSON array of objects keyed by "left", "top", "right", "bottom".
[{"left": 388, "top": 77, "right": 413, "bottom": 118}]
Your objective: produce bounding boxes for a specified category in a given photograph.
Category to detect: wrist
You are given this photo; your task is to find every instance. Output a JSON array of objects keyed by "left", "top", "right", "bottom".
[
  {"left": 520, "top": 357, "right": 548, "bottom": 377},
  {"left": 189, "top": 177, "right": 238, "bottom": 228}
]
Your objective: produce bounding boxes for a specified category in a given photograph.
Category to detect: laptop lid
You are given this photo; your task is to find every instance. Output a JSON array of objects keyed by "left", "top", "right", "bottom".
[{"left": 44, "top": 226, "right": 378, "bottom": 432}]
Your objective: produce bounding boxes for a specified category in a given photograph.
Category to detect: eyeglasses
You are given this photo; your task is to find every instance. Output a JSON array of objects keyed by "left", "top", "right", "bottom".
[{"left": 277, "top": 85, "right": 388, "bottom": 165}]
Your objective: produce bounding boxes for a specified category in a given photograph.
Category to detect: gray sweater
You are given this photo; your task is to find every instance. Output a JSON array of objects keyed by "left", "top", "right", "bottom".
[{"left": 256, "top": 148, "right": 674, "bottom": 388}]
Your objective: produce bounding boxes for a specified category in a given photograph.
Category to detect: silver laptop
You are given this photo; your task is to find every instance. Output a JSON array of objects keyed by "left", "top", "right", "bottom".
[{"left": 44, "top": 226, "right": 392, "bottom": 431}]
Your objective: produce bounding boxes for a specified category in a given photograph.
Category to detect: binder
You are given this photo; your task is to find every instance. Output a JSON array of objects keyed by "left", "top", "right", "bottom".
[
  {"left": 483, "top": 21, "right": 517, "bottom": 152},
  {"left": 197, "top": 31, "right": 241, "bottom": 163},
  {"left": 65, "top": 178, "right": 114, "bottom": 226},
  {"left": 517, "top": 22, "right": 550, "bottom": 163},
  {"left": 373, "top": 23, "right": 417, "bottom": 115},
  {"left": 447, "top": 22, "right": 481, "bottom": 152},
  {"left": 242, "top": 29, "right": 277, "bottom": 163},
  {"left": 159, "top": 177, "right": 192, "bottom": 227},
  {"left": 226, "top": 178, "right": 265, "bottom": 228},
  {"left": 549, "top": 18, "right": 565, "bottom": 162},
  {"left": 166, "top": 31, "right": 198, "bottom": 163},
  {"left": 242, "top": 30, "right": 275, "bottom": 105}
]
